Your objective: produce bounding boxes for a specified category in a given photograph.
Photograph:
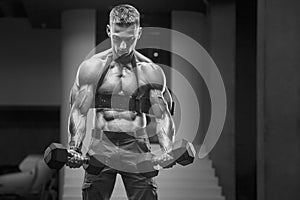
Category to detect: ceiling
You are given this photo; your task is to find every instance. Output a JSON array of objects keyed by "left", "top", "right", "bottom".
[{"left": 0, "top": 0, "right": 207, "bottom": 29}]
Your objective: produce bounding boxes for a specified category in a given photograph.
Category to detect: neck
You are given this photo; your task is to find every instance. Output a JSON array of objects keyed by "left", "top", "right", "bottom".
[{"left": 114, "top": 50, "right": 135, "bottom": 65}]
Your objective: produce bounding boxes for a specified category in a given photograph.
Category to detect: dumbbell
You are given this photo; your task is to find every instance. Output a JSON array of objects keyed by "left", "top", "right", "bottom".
[
  {"left": 43, "top": 143, "right": 105, "bottom": 175},
  {"left": 171, "top": 139, "right": 196, "bottom": 166},
  {"left": 136, "top": 139, "right": 196, "bottom": 177}
]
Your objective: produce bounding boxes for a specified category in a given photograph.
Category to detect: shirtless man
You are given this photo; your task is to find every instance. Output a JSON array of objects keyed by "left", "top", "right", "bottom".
[{"left": 66, "top": 4, "right": 175, "bottom": 200}]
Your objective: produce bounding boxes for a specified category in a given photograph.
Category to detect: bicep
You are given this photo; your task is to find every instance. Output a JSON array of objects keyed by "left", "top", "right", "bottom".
[
  {"left": 70, "top": 59, "right": 99, "bottom": 113},
  {"left": 149, "top": 89, "right": 169, "bottom": 118},
  {"left": 71, "top": 84, "right": 94, "bottom": 115}
]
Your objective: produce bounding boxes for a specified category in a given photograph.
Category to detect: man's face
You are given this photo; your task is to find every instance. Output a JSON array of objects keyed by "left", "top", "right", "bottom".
[{"left": 108, "top": 23, "right": 141, "bottom": 57}]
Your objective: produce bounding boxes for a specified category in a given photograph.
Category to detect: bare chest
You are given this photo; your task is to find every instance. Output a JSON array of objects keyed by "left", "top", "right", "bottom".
[{"left": 97, "top": 62, "right": 145, "bottom": 96}]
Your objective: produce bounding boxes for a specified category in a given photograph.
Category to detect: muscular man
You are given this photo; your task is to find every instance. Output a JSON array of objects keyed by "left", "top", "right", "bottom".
[{"left": 66, "top": 4, "right": 175, "bottom": 200}]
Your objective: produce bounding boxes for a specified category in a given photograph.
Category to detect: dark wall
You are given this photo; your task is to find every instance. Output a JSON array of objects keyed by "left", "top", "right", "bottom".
[
  {"left": 0, "top": 106, "right": 60, "bottom": 165},
  {"left": 0, "top": 19, "right": 61, "bottom": 166},
  {"left": 0, "top": 18, "right": 61, "bottom": 106},
  {"left": 260, "top": 0, "right": 300, "bottom": 199},
  {"left": 208, "top": 2, "right": 236, "bottom": 200},
  {"left": 235, "top": 1, "right": 257, "bottom": 200}
]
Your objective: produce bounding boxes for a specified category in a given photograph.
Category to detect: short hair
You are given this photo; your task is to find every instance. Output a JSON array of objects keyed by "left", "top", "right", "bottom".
[{"left": 109, "top": 4, "right": 140, "bottom": 26}]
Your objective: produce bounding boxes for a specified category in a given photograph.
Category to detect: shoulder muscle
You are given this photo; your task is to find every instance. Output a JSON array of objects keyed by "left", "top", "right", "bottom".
[
  {"left": 70, "top": 52, "right": 110, "bottom": 107},
  {"left": 76, "top": 58, "right": 105, "bottom": 87},
  {"left": 140, "top": 62, "right": 166, "bottom": 92}
]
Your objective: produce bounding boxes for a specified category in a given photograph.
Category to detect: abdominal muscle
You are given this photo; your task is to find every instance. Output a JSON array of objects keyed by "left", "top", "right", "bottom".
[{"left": 94, "top": 109, "right": 147, "bottom": 133}]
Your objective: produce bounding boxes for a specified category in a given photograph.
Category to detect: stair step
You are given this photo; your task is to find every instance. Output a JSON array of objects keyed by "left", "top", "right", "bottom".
[
  {"left": 64, "top": 176, "right": 84, "bottom": 186},
  {"left": 157, "top": 175, "right": 219, "bottom": 183},
  {"left": 157, "top": 178, "right": 219, "bottom": 187},
  {"left": 111, "top": 197, "right": 127, "bottom": 200},
  {"left": 64, "top": 167, "right": 85, "bottom": 177},
  {"left": 158, "top": 191, "right": 223, "bottom": 198},
  {"left": 62, "top": 196, "right": 82, "bottom": 200},
  {"left": 156, "top": 196, "right": 225, "bottom": 200},
  {"left": 158, "top": 168, "right": 215, "bottom": 178},
  {"left": 110, "top": 197, "right": 225, "bottom": 200},
  {"left": 166, "top": 161, "right": 213, "bottom": 170},
  {"left": 63, "top": 185, "right": 82, "bottom": 196},
  {"left": 158, "top": 186, "right": 222, "bottom": 195}
]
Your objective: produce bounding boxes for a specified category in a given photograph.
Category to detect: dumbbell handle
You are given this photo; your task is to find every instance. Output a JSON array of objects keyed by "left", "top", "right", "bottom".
[
  {"left": 147, "top": 153, "right": 177, "bottom": 169},
  {"left": 66, "top": 151, "right": 90, "bottom": 165}
]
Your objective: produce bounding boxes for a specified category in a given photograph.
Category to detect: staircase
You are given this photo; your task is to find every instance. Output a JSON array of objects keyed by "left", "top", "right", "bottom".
[
  {"left": 62, "top": 156, "right": 225, "bottom": 200},
  {"left": 154, "top": 157, "right": 225, "bottom": 200},
  {"left": 62, "top": 168, "right": 84, "bottom": 200}
]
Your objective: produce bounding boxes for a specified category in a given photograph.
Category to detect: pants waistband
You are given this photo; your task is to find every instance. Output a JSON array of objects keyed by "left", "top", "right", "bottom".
[
  {"left": 103, "top": 131, "right": 136, "bottom": 139},
  {"left": 91, "top": 129, "right": 139, "bottom": 140}
]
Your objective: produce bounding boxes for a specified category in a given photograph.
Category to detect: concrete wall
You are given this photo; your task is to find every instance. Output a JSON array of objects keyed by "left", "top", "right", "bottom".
[
  {"left": 0, "top": 18, "right": 61, "bottom": 106},
  {"left": 259, "top": 0, "right": 300, "bottom": 199},
  {"left": 0, "top": 18, "right": 61, "bottom": 165}
]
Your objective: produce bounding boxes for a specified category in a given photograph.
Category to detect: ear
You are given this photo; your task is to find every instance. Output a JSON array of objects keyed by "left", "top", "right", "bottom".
[
  {"left": 137, "top": 27, "right": 142, "bottom": 39},
  {"left": 106, "top": 24, "right": 111, "bottom": 38}
]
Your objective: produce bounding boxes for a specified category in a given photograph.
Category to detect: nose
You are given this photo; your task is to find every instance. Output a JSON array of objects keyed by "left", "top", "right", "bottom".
[{"left": 120, "top": 41, "right": 127, "bottom": 50}]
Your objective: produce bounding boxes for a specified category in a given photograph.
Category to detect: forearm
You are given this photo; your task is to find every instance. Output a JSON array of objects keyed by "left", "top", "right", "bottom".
[
  {"left": 156, "top": 112, "right": 175, "bottom": 153},
  {"left": 68, "top": 108, "right": 87, "bottom": 151}
]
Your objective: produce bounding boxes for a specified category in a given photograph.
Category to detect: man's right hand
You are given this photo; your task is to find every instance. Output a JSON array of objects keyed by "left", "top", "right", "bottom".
[
  {"left": 66, "top": 149, "right": 86, "bottom": 168},
  {"left": 152, "top": 152, "right": 175, "bottom": 169}
]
